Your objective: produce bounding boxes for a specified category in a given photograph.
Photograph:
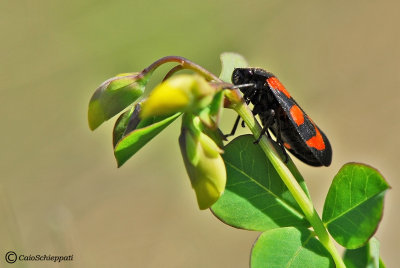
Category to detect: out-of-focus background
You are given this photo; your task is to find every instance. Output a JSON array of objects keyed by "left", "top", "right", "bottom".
[{"left": 1, "top": 1, "right": 398, "bottom": 267}]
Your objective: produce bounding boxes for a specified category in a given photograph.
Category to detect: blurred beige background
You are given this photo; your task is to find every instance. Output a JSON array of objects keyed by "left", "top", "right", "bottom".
[{"left": 1, "top": 1, "right": 399, "bottom": 267}]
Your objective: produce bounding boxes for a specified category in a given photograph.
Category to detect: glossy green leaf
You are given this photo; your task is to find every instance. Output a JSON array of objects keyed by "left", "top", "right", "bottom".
[
  {"left": 88, "top": 72, "right": 151, "bottom": 130},
  {"left": 112, "top": 106, "right": 136, "bottom": 147},
  {"left": 211, "top": 135, "right": 310, "bottom": 231},
  {"left": 251, "top": 227, "right": 334, "bottom": 268},
  {"left": 114, "top": 111, "right": 181, "bottom": 167},
  {"left": 322, "top": 163, "right": 390, "bottom": 249},
  {"left": 219, "top": 52, "right": 249, "bottom": 82},
  {"left": 343, "top": 237, "right": 384, "bottom": 268}
]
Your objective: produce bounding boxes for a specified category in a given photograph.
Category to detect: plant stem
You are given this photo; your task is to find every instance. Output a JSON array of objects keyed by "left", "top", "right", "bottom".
[
  {"left": 142, "top": 56, "right": 221, "bottom": 82},
  {"left": 162, "top": 65, "right": 184, "bottom": 81},
  {"left": 234, "top": 101, "right": 345, "bottom": 268}
]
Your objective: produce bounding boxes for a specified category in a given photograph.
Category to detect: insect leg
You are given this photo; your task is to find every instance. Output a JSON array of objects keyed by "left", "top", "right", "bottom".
[
  {"left": 223, "top": 115, "right": 241, "bottom": 139},
  {"left": 224, "top": 88, "right": 257, "bottom": 138},
  {"left": 225, "top": 104, "right": 260, "bottom": 139},
  {"left": 241, "top": 102, "right": 263, "bottom": 129},
  {"left": 254, "top": 109, "right": 275, "bottom": 144}
]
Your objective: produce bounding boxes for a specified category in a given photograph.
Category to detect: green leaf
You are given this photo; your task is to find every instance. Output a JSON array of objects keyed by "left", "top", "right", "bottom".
[
  {"left": 322, "top": 163, "right": 390, "bottom": 249},
  {"left": 219, "top": 52, "right": 249, "bottom": 82},
  {"left": 211, "top": 135, "right": 310, "bottom": 231},
  {"left": 208, "top": 90, "right": 224, "bottom": 125},
  {"left": 114, "top": 110, "right": 181, "bottom": 167},
  {"left": 343, "top": 237, "right": 383, "bottom": 268},
  {"left": 251, "top": 227, "right": 334, "bottom": 268},
  {"left": 112, "top": 106, "right": 136, "bottom": 148},
  {"left": 88, "top": 72, "right": 151, "bottom": 130}
]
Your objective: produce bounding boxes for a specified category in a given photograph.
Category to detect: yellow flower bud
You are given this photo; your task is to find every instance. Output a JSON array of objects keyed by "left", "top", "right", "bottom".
[
  {"left": 140, "top": 75, "right": 215, "bottom": 119},
  {"left": 179, "top": 128, "right": 226, "bottom": 210}
]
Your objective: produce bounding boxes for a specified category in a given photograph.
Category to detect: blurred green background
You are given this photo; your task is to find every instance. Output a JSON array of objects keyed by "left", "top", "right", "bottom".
[{"left": 1, "top": 0, "right": 399, "bottom": 267}]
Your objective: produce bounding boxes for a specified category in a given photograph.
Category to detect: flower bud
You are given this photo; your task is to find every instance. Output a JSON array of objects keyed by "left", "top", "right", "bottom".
[
  {"left": 179, "top": 126, "right": 226, "bottom": 210},
  {"left": 88, "top": 72, "right": 150, "bottom": 130},
  {"left": 140, "top": 74, "right": 215, "bottom": 119}
]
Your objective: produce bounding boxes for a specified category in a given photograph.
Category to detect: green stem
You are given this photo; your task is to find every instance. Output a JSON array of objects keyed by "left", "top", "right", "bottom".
[
  {"left": 141, "top": 56, "right": 221, "bottom": 82},
  {"left": 234, "top": 102, "right": 345, "bottom": 268}
]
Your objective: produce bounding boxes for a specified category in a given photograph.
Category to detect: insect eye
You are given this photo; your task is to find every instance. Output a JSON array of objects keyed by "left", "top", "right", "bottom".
[{"left": 232, "top": 69, "right": 245, "bottom": 84}]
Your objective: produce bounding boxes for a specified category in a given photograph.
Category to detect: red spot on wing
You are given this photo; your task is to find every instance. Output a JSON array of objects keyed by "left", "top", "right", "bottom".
[
  {"left": 267, "top": 77, "right": 291, "bottom": 98},
  {"left": 306, "top": 125, "right": 326, "bottom": 150},
  {"left": 289, "top": 105, "right": 304, "bottom": 126}
]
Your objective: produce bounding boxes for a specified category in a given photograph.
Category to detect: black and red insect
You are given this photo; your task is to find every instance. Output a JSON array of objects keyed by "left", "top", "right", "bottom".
[{"left": 230, "top": 68, "right": 332, "bottom": 167}]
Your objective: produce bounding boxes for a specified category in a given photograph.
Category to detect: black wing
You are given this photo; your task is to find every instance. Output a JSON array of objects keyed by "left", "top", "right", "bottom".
[{"left": 266, "top": 77, "right": 332, "bottom": 166}]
